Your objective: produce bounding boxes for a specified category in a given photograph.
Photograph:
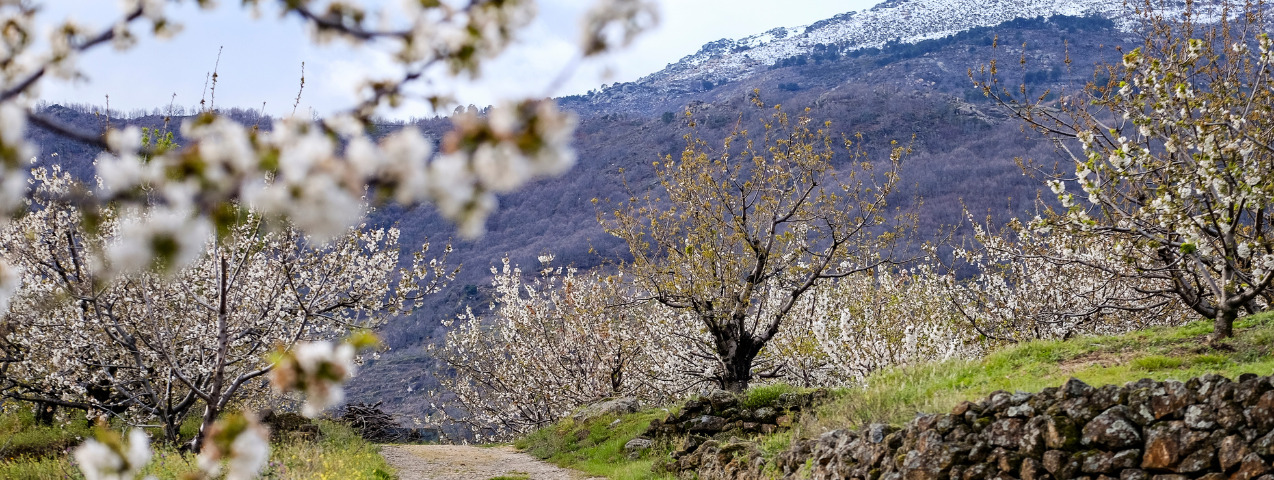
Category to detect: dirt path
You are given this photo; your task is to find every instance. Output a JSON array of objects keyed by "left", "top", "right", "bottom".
[{"left": 380, "top": 444, "right": 602, "bottom": 480}]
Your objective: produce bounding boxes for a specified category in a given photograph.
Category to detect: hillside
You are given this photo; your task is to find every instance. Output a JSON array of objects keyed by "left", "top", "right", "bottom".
[{"left": 23, "top": 3, "right": 1143, "bottom": 418}]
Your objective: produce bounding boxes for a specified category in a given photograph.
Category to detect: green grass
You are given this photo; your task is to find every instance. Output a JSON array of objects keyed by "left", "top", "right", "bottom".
[
  {"left": 0, "top": 407, "right": 92, "bottom": 461},
  {"left": 741, "top": 383, "right": 800, "bottom": 410},
  {"left": 0, "top": 413, "right": 394, "bottom": 480},
  {"left": 514, "top": 409, "right": 674, "bottom": 480},
  {"left": 796, "top": 312, "right": 1274, "bottom": 436}
]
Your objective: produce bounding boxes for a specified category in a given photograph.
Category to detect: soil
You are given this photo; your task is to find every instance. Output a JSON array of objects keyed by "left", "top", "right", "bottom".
[{"left": 379, "top": 444, "right": 603, "bottom": 480}]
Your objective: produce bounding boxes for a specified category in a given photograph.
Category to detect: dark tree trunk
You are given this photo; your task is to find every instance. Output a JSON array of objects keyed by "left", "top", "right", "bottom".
[
  {"left": 1213, "top": 306, "right": 1237, "bottom": 341},
  {"left": 34, "top": 401, "right": 56, "bottom": 425},
  {"left": 717, "top": 336, "right": 760, "bottom": 393}
]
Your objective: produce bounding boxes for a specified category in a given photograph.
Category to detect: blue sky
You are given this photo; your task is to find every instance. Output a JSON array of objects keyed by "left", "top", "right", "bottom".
[{"left": 38, "top": 1, "right": 877, "bottom": 118}]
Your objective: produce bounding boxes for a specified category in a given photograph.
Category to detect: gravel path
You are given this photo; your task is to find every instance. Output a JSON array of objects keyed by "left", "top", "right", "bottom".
[{"left": 380, "top": 445, "right": 602, "bottom": 480}]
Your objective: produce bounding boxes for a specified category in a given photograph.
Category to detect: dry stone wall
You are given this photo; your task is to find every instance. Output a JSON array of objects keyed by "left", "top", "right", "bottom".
[{"left": 671, "top": 373, "right": 1274, "bottom": 480}]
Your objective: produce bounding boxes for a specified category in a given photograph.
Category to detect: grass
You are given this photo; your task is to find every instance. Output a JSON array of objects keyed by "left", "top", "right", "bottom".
[
  {"left": 0, "top": 413, "right": 395, "bottom": 480},
  {"left": 512, "top": 311, "right": 1274, "bottom": 479},
  {"left": 741, "top": 383, "right": 801, "bottom": 410},
  {"left": 795, "top": 312, "right": 1274, "bottom": 437},
  {"left": 514, "top": 409, "right": 674, "bottom": 480},
  {"left": 0, "top": 407, "right": 92, "bottom": 461}
]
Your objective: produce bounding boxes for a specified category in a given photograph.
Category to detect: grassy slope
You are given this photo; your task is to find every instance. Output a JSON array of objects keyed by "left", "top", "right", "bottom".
[{"left": 517, "top": 312, "right": 1274, "bottom": 479}]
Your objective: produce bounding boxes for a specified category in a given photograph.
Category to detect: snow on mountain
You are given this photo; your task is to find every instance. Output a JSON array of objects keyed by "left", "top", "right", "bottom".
[{"left": 638, "top": 0, "right": 1187, "bottom": 88}]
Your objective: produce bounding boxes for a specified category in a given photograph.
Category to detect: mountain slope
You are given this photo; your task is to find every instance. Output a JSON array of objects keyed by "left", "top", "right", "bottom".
[{"left": 640, "top": 0, "right": 1133, "bottom": 89}]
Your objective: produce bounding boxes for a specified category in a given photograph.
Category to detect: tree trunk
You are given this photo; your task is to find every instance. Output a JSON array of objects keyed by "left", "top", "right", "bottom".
[
  {"left": 33, "top": 401, "right": 56, "bottom": 425},
  {"left": 191, "top": 256, "right": 231, "bottom": 454},
  {"left": 718, "top": 340, "right": 758, "bottom": 393},
  {"left": 1212, "top": 305, "right": 1237, "bottom": 341},
  {"left": 190, "top": 403, "right": 219, "bottom": 453}
]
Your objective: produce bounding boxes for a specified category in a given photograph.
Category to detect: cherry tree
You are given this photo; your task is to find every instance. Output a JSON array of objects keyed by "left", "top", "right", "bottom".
[
  {"left": 431, "top": 256, "right": 692, "bottom": 439},
  {"left": 947, "top": 214, "right": 1187, "bottom": 343},
  {"left": 0, "top": 166, "right": 454, "bottom": 451},
  {"left": 802, "top": 264, "right": 970, "bottom": 382},
  {"left": 975, "top": 1, "right": 1274, "bottom": 340},
  {"left": 598, "top": 102, "right": 911, "bottom": 392}
]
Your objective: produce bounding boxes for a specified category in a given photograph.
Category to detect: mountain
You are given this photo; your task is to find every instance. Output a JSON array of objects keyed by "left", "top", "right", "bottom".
[
  {"left": 639, "top": 0, "right": 1129, "bottom": 88},
  {"left": 24, "top": 0, "right": 1162, "bottom": 420}
]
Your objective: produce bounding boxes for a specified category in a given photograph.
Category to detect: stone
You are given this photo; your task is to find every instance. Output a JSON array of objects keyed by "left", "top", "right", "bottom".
[
  {"left": 1253, "top": 429, "right": 1274, "bottom": 456},
  {"left": 1172, "top": 426, "right": 1208, "bottom": 455},
  {"left": 916, "top": 429, "right": 944, "bottom": 454},
  {"left": 706, "top": 390, "right": 737, "bottom": 411},
  {"left": 1150, "top": 381, "right": 1192, "bottom": 420},
  {"left": 996, "top": 448, "right": 1024, "bottom": 473},
  {"left": 1063, "top": 397, "right": 1102, "bottom": 424},
  {"left": 624, "top": 437, "right": 653, "bottom": 459},
  {"left": 868, "top": 424, "right": 897, "bottom": 444},
  {"left": 1210, "top": 382, "right": 1238, "bottom": 407},
  {"left": 1197, "top": 474, "right": 1226, "bottom": 480},
  {"left": 573, "top": 394, "right": 642, "bottom": 420},
  {"left": 953, "top": 401, "right": 978, "bottom": 416},
  {"left": 1011, "top": 392, "right": 1033, "bottom": 406},
  {"left": 1184, "top": 405, "right": 1218, "bottom": 430},
  {"left": 1020, "top": 459, "right": 1046, "bottom": 480},
  {"left": 1195, "top": 374, "right": 1229, "bottom": 399},
  {"left": 1126, "top": 385, "right": 1161, "bottom": 426},
  {"left": 1219, "top": 435, "right": 1251, "bottom": 472},
  {"left": 988, "top": 418, "right": 1025, "bottom": 448},
  {"left": 1009, "top": 404, "right": 1037, "bottom": 418},
  {"left": 902, "top": 441, "right": 968, "bottom": 480},
  {"left": 1231, "top": 453, "right": 1270, "bottom": 480},
  {"left": 987, "top": 391, "right": 1012, "bottom": 412},
  {"left": 1080, "top": 450, "right": 1115, "bottom": 474},
  {"left": 776, "top": 415, "right": 793, "bottom": 428},
  {"left": 1174, "top": 446, "right": 1214, "bottom": 473},
  {"left": 964, "top": 463, "right": 993, "bottom": 480},
  {"left": 1043, "top": 450, "right": 1069, "bottom": 474},
  {"left": 1046, "top": 415, "right": 1082, "bottom": 450},
  {"left": 686, "top": 415, "right": 728, "bottom": 433},
  {"left": 1245, "top": 391, "right": 1274, "bottom": 430},
  {"left": 1092, "top": 385, "right": 1127, "bottom": 412},
  {"left": 1218, "top": 403, "right": 1246, "bottom": 430},
  {"left": 934, "top": 415, "right": 958, "bottom": 435},
  {"left": 1141, "top": 422, "right": 1184, "bottom": 471},
  {"left": 760, "top": 424, "right": 777, "bottom": 435},
  {"left": 753, "top": 407, "right": 777, "bottom": 422},
  {"left": 1062, "top": 378, "right": 1096, "bottom": 400},
  {"left": 1083, "top": 406, "right": 1142, "bottom": 449},
  {"left": 1110, "top": 450, "right": 1141, "bottom": 471},
  {"left": 1020, "top": 416, "right": 1048, "bottom": 456},
  {"left": 1120, "top": 469, "right": 1149, "bottom": 480},
  {"left": 1149, "top": 475, "right": 1188, "bottom": 480},
  {"left": 673, "top": 435, "right": 707, "bottom": 458},
  {"left": 680, "top": 397, "right": 709, "bottom": 418}
]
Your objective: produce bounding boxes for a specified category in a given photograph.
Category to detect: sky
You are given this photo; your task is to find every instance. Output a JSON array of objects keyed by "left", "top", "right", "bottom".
[{"left": 37, "top": 1, "right": 878, "bottom": 119}]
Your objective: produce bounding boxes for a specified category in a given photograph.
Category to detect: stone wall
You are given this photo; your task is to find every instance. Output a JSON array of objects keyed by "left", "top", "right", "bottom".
[
  {"left": 671, "top": 373, "right": 1274, "bottom": 480},
  {"left": 647, "top": 389, "right": 830, "bottom": 439}
]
